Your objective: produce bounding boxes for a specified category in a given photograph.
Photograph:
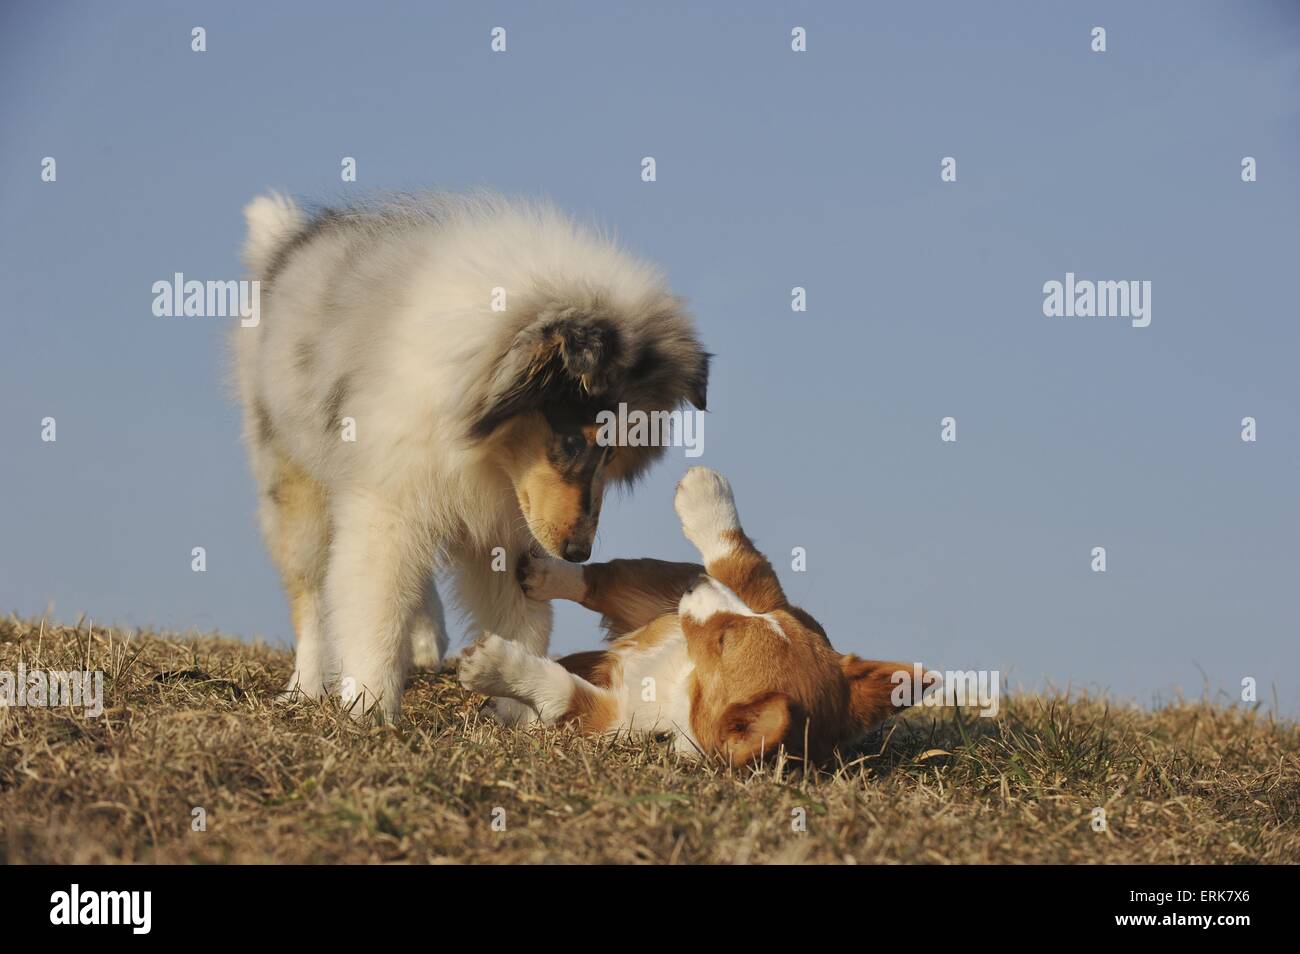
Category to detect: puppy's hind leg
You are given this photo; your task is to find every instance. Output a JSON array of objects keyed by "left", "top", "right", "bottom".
[
  {"left": 459, "top": 634, "right": 618, "bottom": 733},
  {"left": 456, "top": 552, "right": 555, "bottom": 725},
  {"left": 674, "top": 467, "right": 788, "bottom": 615},
  {"left": 407, "top": 576, "right": 450, "bottom": 670},
  {"left": 257, "top": 453, "right": 331, "bottom": 700},
  {"left": 456, "top": 550, "right": 554, "bottom": 657},
  {"left": 284, "top": 589, "right": 326, "bottom": 699}
]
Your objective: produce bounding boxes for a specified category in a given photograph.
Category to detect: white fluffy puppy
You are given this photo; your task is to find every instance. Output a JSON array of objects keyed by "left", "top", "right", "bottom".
[{"left": 232, "top": 192, "right": 709, "bottom": 721}]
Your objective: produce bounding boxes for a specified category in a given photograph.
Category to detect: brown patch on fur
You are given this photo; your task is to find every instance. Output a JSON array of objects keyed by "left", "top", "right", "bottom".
[
  {"left": 493, "top": 413, "right": 598, "bottom": 558},
  {"left": 680, "top": 604, "right": 859, "bottom": 764},
  {"left": 558, "top": 681, "right": 620, "bottom": 733},
  {"left": 612, "top": 613, "right": 683, "bottom": 654},
  {"left": 264, "top": 457, "right": 330, "bottom": 597},
  {"left": 517, "top": 460, "right": 584, "bottom": 552},
  {"left": 704, "top": 529, "right": 788, "bottom": 615},
  {"left": 679, "top": 610, "right": 826, "bottom": 760},
  {"left": 581, "top": 558, "right": 704, "bottom": 636},
  {"left": 786, "top": 606, "right": 829, "bottom": 644},
  {"left": 288, "top": 590, "right": 316, "bottom": 648},
  {"left": 671, "top": 527, "right": 885, "bottom": 760},
  {"left": 677, "top": 525, "right": 901, "bottom": 763},
  {"left": 557, "top": 650, "right": 622, "bottom": 689},
  {"left": 680, "top": 598, "right": 920, "bottom": 763}
]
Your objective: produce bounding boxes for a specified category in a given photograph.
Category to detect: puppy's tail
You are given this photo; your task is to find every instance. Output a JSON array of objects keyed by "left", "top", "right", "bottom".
[{"left": 241, "top": 191, "right": 305, "bottom": 274}]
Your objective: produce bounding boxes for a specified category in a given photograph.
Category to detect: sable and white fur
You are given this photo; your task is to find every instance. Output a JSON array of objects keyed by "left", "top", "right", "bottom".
[
  {"left": 232, "top": 192, "right": 708, "bottom": 721},
  {"left": 460, "top": 468, "right": 928, "bottom": 764}
]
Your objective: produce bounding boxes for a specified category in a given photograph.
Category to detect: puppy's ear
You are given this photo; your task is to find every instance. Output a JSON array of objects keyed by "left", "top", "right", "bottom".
[
  {"left": 470, "top": 314, "right": 620, "bottom": 438},
  {"left": 548, "top": 314, "right": 621, "bottom": 395},
  {"left": 842, "top": 656, "right": 930, "bottom": 731},
  {"left": 718, "top": 691, "right": 790, "bottom": 764}
]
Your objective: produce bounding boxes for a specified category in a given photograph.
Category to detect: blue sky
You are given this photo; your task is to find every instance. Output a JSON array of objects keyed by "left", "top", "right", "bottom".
[{"left": 2, "top": 1, "right": 1298, "bottom": 714}]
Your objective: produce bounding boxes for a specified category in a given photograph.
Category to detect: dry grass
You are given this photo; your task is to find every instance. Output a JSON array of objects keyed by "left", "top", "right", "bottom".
[{"left": 0, "top": 614, "right": 1296, "bottom": 864}]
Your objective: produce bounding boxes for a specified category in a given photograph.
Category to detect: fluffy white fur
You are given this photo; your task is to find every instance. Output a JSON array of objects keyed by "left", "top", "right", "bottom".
[{"left": 232, "top": 192, "right": 704, "bottom": 721}]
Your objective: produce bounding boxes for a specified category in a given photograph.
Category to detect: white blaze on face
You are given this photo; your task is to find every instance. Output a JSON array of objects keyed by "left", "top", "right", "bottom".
[
  {"left": 678, "top": 577, "right": 788, "bottom": 641},
  {"left": 679, "top": 576, "right": 748, "bottom": 622}
]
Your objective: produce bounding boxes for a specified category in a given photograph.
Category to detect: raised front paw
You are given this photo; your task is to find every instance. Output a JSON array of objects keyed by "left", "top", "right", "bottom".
[
  {"left": 673, "top": 467, "right": 740, "bottom": 557},
  {"left": 457, "top": 633, "right": 514, "bottom": 697},
  {"left": 517, "top": 552, "right": 585, "bottom": 602}
]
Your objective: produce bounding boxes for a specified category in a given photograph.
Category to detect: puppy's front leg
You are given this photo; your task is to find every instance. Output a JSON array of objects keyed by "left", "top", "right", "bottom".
[
  {"left": 517, "top": 553, "right": 587, "bottom": 603},
  {"left": 456, "top": 550, "right": 554, "bottom": 656},
  {"left": 519, "top": 553, "right": 704, "bottom": 636},
  {"left": 674, "top": 467, "right": 788, "bottom": 615},
  {"left": 459, "top": 634, "right": 617, "bottom": 731},
  {"left": 407, "top": 576, "right": 450, "bottom": 670},
  {"left": 453, "top": 550, "right": 554, "bottom": 725},
  {"left": 325, "top": 491, "right": 426, "bottom": 722}
]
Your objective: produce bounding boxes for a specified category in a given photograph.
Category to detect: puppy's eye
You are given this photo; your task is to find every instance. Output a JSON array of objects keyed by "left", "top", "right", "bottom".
[{"left": 561, "top": 433, "right": 586, "bottom": 457}]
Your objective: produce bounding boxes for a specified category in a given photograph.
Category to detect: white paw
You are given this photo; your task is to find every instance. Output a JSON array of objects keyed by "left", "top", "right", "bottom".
[
  {"left": 279, "top": 670, "right": 327, "bottom": 703},
  {"left": 457, "top": 634, "right": 513, "bottom": 696},
  {"left": 674, "top": 467, "right": 740, "bottom": 560},
  {"left": 335, "top": 675, "right": 401, "bottom": 723},
  {"left": 409, "top": 620, "right": 447, "bottom": 669},
  {"left": 359, "top": 694, "right": 401, "bottom": 725},
  {"left": 517, "top": 552, "right": 585, "bottom": 602},
  {"left": 409, "top": 586, "right": 450, "bottom": 669}
]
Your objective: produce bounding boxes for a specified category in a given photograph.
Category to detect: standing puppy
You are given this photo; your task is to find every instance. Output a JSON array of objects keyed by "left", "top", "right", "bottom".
[{"left": 232, "top": 192, "right": 709, "bottom": 721}]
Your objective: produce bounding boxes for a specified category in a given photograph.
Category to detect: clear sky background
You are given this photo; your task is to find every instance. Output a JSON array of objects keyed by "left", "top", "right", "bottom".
[{"left": 2, "top": 2, "right": 1297, "bottom": 714}]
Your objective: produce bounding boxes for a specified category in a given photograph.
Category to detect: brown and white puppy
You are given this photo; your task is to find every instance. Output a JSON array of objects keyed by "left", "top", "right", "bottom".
[{"left": 459, "top": 468, "right": 928, "bottom": 764}]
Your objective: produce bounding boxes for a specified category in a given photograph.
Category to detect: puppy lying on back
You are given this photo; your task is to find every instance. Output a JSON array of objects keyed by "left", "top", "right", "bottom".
[{"left": 459, "top": 468, "right": 927, "bottom": 764}]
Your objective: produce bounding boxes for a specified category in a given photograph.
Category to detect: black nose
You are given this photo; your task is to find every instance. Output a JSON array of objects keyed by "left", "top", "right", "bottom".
[{"left": 561, "top": 539, "right": 591, "bottom": 563}]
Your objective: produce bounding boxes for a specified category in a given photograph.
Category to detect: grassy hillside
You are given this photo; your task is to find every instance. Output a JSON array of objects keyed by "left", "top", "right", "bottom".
[{"left": 1, "top": 615, "right": 1296, "bottom": 864}]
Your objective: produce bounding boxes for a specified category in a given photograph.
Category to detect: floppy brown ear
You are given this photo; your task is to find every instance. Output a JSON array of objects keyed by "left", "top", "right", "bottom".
[
  {"left": 617, "top": 339, "right": 709, "bottom": 414},
  {"left": 718, "top": 691, "right": 790, "bottom": 764},
  {"left": 842, "top": 656, "right": 928, "bottom": 731},
  {"left": 470, "top": 314, "right": 620, "bottom": 437}
]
